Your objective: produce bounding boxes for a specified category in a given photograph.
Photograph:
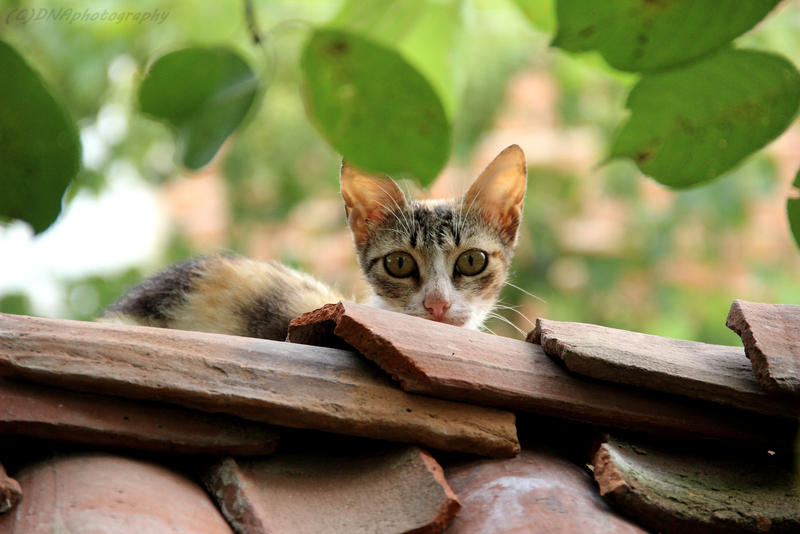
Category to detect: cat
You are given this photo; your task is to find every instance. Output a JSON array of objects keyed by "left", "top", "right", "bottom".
[{"left": 103, "top": 144, "right": 527, "bottom": 339}]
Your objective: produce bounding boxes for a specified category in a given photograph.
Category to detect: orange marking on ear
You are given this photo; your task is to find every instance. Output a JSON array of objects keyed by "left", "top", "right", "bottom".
[
  {"left": 340, "top": 160, "right": 408, "bottom": 246},
  {"left": 464, "top": 145, "right": 527, "bottom": 244}
]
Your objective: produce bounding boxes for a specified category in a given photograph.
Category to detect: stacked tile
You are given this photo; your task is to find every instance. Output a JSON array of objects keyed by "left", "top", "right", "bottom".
[
  {"left": 445, "top": 448, "right": 648, "bottom": 534},
  {"left": 0, "top": 463, "right": 21, "bottom": 514},
  {"left": 205, "top": 446, "right": 460, "bottom": 534},
  {"left": 3, "top": 297, "right": 797, "bottom": 534},
  {"left": 287, "top": 301, "right": 796, "bottom": 442},
  {"left": 529, "top": 300, "right": 800, "bottom": 534},
  {"left": 0, "top": 313, "right": 519, "bottom": 457},
  {"left": 591, "top": 435, "right": 800, "bottom": 534},
  {"left": 0, "top": 378, "right": 280, "bottom": 455},
  {"left": 530, "top": 318, "right": 800, "bottom": 417},
  {"left": 0, "top": 454, "right": 234, "bottom": 533},
  {"left": 726, "top": 300, "right": 800, "bottom": 396}
]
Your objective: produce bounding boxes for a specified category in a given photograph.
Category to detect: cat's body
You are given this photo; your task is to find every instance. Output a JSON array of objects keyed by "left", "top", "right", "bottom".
[
  {"left": 104, "top": 255, "right": 344, "bottom": 339},
  {"left": 105, "top": 145, "right": 527, "bottom": 339}
]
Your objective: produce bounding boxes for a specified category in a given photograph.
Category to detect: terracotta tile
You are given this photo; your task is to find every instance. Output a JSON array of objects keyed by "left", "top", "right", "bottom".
[
  {"left": 0, "top": 462, "right": 21, "bottom": 514},
  {"left": 0, "top": 378, "right": 279, "bottom": 455},
  {"left": 445, "top": 448, "right": 647, "bottom": 534},
  {"left": 0, "top": 313, "right": 518, "bottom": 457},
  {"left": 0, "top": 453, "right": 233, "bottom": 533},
  {"left": 592, "top": 435, "right": 800, "bottom": 534},
  {"left": 531, "top": 318, "right": 800, "bottom": 417},
  {"left": 727, "top": 300, "right": 800, "bottom": 396},
  {"left": 205, "top": 446, "right": 460, "bottom": 534},
  {"left": 288, "top": 302, "right": 796, "bottom": 443}
]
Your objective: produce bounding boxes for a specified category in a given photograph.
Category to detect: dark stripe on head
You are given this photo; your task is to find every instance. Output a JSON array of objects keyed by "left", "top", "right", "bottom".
[
  {"left": 367, "top": 257, "right": 381, "bottom": 273},
  {"left": 375, "top": 278, "right": 417, "bottom": 300},
  {"left": 473, "top": 270, "right": 498, "bottom": 294}
]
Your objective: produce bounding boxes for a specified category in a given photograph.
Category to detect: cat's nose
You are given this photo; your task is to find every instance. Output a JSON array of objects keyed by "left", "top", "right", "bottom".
[{"left": 424, "top": 298, "right": 451, "bottom": 321}]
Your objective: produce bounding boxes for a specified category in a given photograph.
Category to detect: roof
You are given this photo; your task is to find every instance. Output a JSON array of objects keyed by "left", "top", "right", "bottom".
[{"left": 0, "top": 299, "right": 798, "bottom": 533}]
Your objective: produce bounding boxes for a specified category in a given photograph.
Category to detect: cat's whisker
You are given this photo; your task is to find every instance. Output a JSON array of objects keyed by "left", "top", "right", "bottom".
[
  {"left": 485, "top": 311, "right": 526, "bottom": 337},
  {"left": 479, "top": 323, "right": 498, "bottom": 336},
  {"left": 455, "top": 197, "right": 467, "bottom": 243},
  {"left": 372, "top": 198, "right": 411, "bottom": 236},
  {"left": 462, "top": 178, "right": 490, "bottom": 220},
  {"left": 495, "top": 299, "right": 519, "bottom": 309},
  {"left": 397, "top": 180, "right": 418, "bottom": 235},
  {"left": 449, "top": 182, "right": 463, "bottom": 241},
  {"left": 376, "top": 227, "right": 408, "bottom": 238},
  {"left": 504, "top": 281, "right": 546, "bottom": 303},
  {"left": 457, "top": 180, "right": 488, "bottom": 242},
  {"left": 455, "top": 188, "right": 475, "bottom": 244},
  {"left": 492, "top": 303, "right": 535, "bottom": 327},
  {"left": 376, "top": 200, "right": 409, "bottom": 234},
  {"left": 374, "top": 182, "right": 414, "bottom": 236}
]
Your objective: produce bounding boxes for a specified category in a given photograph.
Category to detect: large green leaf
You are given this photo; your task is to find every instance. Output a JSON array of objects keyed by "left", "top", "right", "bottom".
[
  {"left": 789, "top": 169, "right": 800, "bottom": 250},
  {"left": 610, "top": 48, "right": 800, "bottom": 189},
  {"left": 553, "top": 0, "right": 780, "bottom": 72},
  {"left": 512, "top": 0, "right": 556, "bottom": 34},
  {"left": 329, "top": 0, "right": 463, "bottom": 118},
  {"left": 0, "top": 40, "right": 81, "bottom": 234},
  {"left": 139, "top": 47, "right": 259, "bottom": 170},
  {"left": 301, "top": 29, "right": 450, "bottom": 184}
]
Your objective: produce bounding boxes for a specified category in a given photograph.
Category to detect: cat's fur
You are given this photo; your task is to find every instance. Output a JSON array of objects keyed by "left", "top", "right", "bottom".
[{"left": 104, "top": 145, "right": 527, "bottom": 339}]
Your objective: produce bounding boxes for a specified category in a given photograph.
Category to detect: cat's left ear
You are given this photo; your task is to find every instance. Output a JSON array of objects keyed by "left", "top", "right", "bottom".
[
  {"left": 340, "top": 161, "right": 408, "bottom": 246},
  {"left": 464, "top": 144, "right": 527, "bottom": 245}
]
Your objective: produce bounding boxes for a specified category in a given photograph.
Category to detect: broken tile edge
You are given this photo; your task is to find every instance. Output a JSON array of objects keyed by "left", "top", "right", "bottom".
[
  {"left": 205, "top": 449, "right": 462, "bottom": 534},
  {"left": 290, "top": 302, "right": 434, "bottom": 390},
  {"left": 726, "top": 299, "right": 789, "bottom": 395},
  {"left": 0, "top": 463, "right": 22, "bottom": 514},
  {"left": 530, "top": 317, "right": 800, "bottom": 418},
  {"left": 289, "top": 302, "right": 521, "bottom": 458},
  {"left": 204, "top": 457, "right": 265, "bottom": 534},
  {"left": 0, "top": 312, "right": 519, "bottom": 458},
  {"left": 414, "top": 449, "right": 462, "bottom": 534},
  {"left": 590, "top": 436, "right": 800, "bottom": 534}
]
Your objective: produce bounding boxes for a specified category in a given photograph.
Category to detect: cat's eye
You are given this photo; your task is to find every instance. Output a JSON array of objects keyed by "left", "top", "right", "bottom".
[
  {"left": 455, "top": 249, "right": 488, "bottom": 276},
  {"left": 384, "top": 251, "right": 417, "bottom": 278}
]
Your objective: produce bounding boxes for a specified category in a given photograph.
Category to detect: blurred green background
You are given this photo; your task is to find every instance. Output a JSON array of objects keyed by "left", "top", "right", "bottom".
[{"left": 1, "top": 0, "right": 799, "bottom": 344}]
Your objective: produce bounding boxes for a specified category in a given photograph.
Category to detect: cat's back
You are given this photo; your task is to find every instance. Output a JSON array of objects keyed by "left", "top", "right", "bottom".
[{"left": 103, "top": 255, "right": 343, "bottom": 340}]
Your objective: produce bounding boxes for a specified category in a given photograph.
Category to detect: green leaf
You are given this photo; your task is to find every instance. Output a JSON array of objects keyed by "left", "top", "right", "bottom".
[
  {"left": 139, "top": 47, "right": 259, "bottom": 170},
  {"left": 553, "top": 0, "right": 780, "bottom": 72},
  {"left": 512, "top": 0, "right": 556, "bottom": 34},
  {"left": 610, "top": 48, "right": 800, "bottom": 189},
  {"left": 301, "top": 29, "right": 451, "bottom": 185},
  {"left": 329, "top": 0, "right": 463, "bottom": 117},
  {"left": 0, "top": 40, "right": 81, "bottom": 234},
  {"left": 789, "top": 169, "right": 800, "bottom": 250}
]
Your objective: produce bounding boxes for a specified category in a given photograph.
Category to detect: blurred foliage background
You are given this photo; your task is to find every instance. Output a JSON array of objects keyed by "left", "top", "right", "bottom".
[{"left": 1, "top": 0, "right": 799, "bottom": 344}]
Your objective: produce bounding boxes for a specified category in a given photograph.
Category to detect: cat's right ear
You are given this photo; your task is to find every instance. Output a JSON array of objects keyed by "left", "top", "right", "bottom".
[
  {"left": 340, "top": 161, "right": 408, "bottom": 246},
  {"left": 463, "top": 145, "right": 527, "bottom": 246}
]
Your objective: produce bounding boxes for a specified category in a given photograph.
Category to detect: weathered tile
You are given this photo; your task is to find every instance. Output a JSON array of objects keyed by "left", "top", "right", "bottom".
[
  {"left": 288, "top": 302, "right": 797, "bottom": 444},
  {"left": 0, "top": 453, "right": 233, "bottom": 533},
  {"left": 444, "top": 448, "right": 647, "bottom": 534},
  {"left": 530, "top": 318, "right": 800, "bottom": 417},
  {"left": 727, "top": 300, "right": 800, "bottom": 396},
  {"left": 0, "top": 378, "right": 279, "bottom": 455},
  {"left": 0, "top": 462, "right": 21, "bottom": 514},
  {"left": 205, "top": 446, "right": 460, "bottom": 534},
  {"left": 592, "top": 435, "right": 800, "bottom": 534},
  {"left": 0, "top": 313, "right": 518, "bottom": 457}
]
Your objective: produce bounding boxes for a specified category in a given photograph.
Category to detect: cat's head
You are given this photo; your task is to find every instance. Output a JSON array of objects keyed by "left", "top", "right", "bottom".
[{"left": 340, "top": 145, "right": 527, "bottom": 329}]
